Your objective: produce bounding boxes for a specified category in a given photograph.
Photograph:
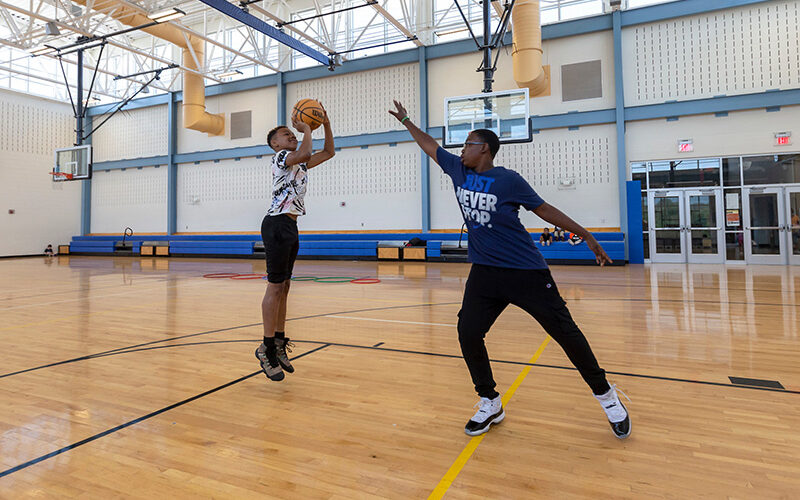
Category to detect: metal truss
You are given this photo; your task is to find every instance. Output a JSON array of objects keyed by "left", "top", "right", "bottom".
[{"left": 0, "top": 0, "right": 624, "bottom": 103}]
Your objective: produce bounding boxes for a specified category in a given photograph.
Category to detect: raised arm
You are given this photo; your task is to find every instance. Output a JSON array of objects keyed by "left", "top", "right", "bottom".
[
  {"left": 285, "top": 116, "right": 313, "bottom": 167},
  {"left": 532, "top": 202, "right": 613, "bottom": 266},
  {"left": 389, "top": 100, "right": 439, "bottom": 161},
  {"left": 307, "top": 104, "right": 335, "bottom": 169}
]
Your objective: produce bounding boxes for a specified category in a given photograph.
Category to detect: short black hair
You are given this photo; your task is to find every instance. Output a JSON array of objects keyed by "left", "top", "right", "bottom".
[
  {"left": 470, "top": 129, "right": 500, "bottom": 158},
  {"left": 267, "top": 125, "right": 288, "bottom": 149}
]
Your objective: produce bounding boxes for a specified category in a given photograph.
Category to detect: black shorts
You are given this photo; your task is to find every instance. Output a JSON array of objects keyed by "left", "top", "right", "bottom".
[{"left": 261, "top": 214, "right": 299, "bottom": 283}]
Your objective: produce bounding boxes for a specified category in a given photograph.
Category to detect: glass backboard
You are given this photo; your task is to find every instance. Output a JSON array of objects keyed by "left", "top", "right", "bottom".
[
  {"left": 53, "top": 145, "right": 92, "bottom": 181},
  {"left": 444, "top": 89, "right": 531, "bottom": 148}
]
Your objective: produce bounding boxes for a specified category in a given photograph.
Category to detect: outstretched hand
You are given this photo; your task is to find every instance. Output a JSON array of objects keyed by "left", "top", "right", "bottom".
[
  {"left": 318, "top": 101, "right": 330, "bottom": 124},
  {"left": 389, "top": 100, "right": 409, "bottom": 123},
  {"left": 291, "top": 115, "right": 311, "bottom": 132},
  {"left": 587, "top": 239, "right": 613, "bottom": 267}
]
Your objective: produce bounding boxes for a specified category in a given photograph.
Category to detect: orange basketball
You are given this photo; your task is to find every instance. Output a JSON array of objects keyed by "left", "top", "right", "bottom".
[{"left": 292, "top": 98, "right": 325, "bottom": 130}]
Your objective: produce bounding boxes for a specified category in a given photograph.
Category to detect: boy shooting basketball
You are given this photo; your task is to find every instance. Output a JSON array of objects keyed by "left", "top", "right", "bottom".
[
  {"left": 389, "top": 100, "right": 630, "bottom": 438},
  {"left": 256, "top": 105, "right": 335, "bottom": 381}
]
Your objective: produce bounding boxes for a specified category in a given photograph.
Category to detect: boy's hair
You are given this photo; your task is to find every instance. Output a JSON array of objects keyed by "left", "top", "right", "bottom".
[
  {"left": 267, "top": 126, "right": 288, "bottom": 149},
  {"left": 471, "top": 129, "right": 500, "bottom": 158}
]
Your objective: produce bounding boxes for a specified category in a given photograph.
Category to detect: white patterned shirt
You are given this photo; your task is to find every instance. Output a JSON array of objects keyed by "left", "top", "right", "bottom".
[{"left": 268, "top": 150, "right": 308, "bottom": 216}]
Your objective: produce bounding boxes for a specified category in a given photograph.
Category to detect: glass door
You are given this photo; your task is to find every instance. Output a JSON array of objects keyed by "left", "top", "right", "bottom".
[
  {"left": 649, "top": 191, "right": 685, "bottom": 263},
  {"left": 743, "top": 187, "right": 786, "bottom": 264},
  {"left": 785, "top": 187, "right": 800, "bottom": 265},
  {"left": 685, "top": 189, "right": 724, "bottom": 263}
]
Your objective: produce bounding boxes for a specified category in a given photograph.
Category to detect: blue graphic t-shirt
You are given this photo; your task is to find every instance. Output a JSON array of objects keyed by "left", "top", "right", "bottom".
[{"left": 436, "top": 147, "right": 548, "bottom": 270}]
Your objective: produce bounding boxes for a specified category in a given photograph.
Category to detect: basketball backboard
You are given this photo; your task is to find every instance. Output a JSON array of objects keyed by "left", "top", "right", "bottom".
[
  {"left": 53, "top": 145, "right": 92, "bottom": 181},
  {"left": 444, "top": 89, "right": 531, "bottom": 148}
]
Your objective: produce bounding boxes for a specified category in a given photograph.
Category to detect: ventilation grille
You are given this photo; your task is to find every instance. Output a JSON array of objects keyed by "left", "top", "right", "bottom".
[
  {"left": 561, "top": 60, "right": 603, "bottom": 101},
  {"left": 230, "top": 110, "right": 252, "bottom": 140}
]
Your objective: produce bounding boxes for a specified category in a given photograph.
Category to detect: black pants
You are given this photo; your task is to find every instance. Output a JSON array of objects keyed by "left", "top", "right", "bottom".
[
  {"left": 261, "top": 214, "right": 299, "bottom": 283},
  {"left": 457, "top": 264, "right": 610, "bottom": 398}
]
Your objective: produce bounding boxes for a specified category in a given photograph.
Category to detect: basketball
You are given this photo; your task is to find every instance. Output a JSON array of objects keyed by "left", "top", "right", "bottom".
[{"left": 292, "top": 98, "right": 325, "bottom": 130}]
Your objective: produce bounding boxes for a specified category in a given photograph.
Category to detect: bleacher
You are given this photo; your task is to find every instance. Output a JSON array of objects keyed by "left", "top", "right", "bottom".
[{"left": 69, "top": 231, "right": 626, "bottom": 264}]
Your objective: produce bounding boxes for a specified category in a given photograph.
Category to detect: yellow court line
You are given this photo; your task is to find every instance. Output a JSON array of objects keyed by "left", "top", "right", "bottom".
[{"left": 428, "top": 336, "right": 552, "bottom": 500}]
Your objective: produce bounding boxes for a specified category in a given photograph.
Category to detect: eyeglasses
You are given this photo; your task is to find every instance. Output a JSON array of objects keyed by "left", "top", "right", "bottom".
[{"left": 464, "top": 141, "right": 486, "bottom": 146}]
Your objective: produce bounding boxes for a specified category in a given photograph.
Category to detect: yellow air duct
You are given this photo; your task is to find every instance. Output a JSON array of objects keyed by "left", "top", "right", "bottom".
[
  {"left": 511, "top": 0, "right": 550, "bottom": 96},
  {"left": 74, "top": 0, "right": 224, "bottom": 135}
]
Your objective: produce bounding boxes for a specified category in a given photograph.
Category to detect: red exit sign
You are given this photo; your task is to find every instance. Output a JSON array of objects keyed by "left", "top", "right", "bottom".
[{"left": 775, "top": 132, "right": 791, "bottom": 146}]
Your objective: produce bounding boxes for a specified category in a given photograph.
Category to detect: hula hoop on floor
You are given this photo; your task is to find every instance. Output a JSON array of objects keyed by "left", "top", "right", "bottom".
[
  {"left": 230, "top": 273, "right": 267, "bottom": 280},
  {"left": 203, "top": 273, "right": 240, "bottom": 278},
  {"left": 313, "top": 276, "right": 355, "bottom": 283},
  {"left": 350, "top": 278, "right": 381, "bottom": 284},
  {"left": 290, "top": 276, "right": 318, "bottom": 281}
]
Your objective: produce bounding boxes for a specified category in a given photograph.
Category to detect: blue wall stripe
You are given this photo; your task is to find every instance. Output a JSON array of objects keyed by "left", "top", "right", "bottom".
[
  {"left": 613, "top": 10, "right": 629, "bottom": 256},
  {"left": 419, "top": 46, "right": 431, "bottom": 233},
  {"left": 81, "top": 115, "right": 92, "bottom": 236},
  {"left": 94, "top": 156, "right": 170, "bottom": 170},
  {"left": 167, "top": 92, "right": 178, "bottom": 235},
  {"left": 532, "top": 108, "right": 616, "bottom": 129},
  {"left": 625, "top": 89, "right": 800, "bottom": 121}
]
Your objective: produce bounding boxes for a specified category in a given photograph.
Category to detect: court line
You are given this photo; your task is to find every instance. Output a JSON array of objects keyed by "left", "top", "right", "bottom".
[
  {"left": 5, "top": 324, "right": 799, "bottom": 396},
  {"left": 327, "top": 315, "right": 457, "bottom": 327},
  {"left": 428, "top": 337, "right": 551, "bottom": 500},
  {"left": 0, "top": 344, "right": 331, "bottom": 480},
  {"left": 0, "top": 301, "right": 460, "bottom": 380}
]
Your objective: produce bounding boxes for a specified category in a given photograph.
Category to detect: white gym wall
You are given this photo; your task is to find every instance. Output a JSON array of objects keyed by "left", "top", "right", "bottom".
[
  {"left": 91, "top": 166, "right": 168, "bottom": 234},
  {"left": 431, "top": 124, "right": 619, "bottom": 230},
  {"left": 0, "top": 89, "right": 78, "bottom": 256},
  {"left": 627, "top": 105, "right": 800, "bottom": 162},
  {"left": 428, "top": 30, "right": 616, "bottom": 127},
  {"left": 92, "top": 105, "right": 168, "bottom": 161},
  {"left": 622, "top": 0, "right": 800, "bottom": 106}
]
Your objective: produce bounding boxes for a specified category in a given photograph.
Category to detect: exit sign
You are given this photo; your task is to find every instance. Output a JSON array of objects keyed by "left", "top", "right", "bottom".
[
  {"left": 678, "top": 139, "right": 694, "bottom": 153},
  {"left": 775, "top": 132, "right": 791, "bottom": 146}
]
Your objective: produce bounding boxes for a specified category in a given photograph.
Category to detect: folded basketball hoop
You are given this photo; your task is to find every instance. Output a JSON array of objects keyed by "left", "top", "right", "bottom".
[{"left": 50, "top": 171, "right": 74, "bottom": 181}]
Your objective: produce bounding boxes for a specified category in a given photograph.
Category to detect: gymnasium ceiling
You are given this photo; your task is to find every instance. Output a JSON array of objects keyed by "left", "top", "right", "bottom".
[{"left": 0, "top": 0, "right": 665, "bottom": 103}]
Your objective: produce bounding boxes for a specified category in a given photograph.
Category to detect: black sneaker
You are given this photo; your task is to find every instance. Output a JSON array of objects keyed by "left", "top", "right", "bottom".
[
  {"left": 464, "top": 396, "right": 505, "bottom": 436},
  {"left": 608, "top": 401, "right": 631, "bottom": 439},
  {"left": 255, "top": 343, "right": 285, "bottom": 381},
  {"left": 594, "top": 385, "right": 631, "bottom": 439},
  {"left": 274, "top": 337, "right": 295, "bottom": 373}
]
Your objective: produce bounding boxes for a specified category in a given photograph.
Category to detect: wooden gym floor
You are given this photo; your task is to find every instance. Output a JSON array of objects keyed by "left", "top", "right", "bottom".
[{"left": 1, "top": 256, "right": 799, "bottom": 499}]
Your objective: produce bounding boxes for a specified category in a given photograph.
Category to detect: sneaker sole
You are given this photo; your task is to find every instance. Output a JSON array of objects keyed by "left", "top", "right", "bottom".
[
  {"left": 464, "top": 410, "right": 505, "bottom": 436},
  {"left": 255, "top": 347, "right": 285, "bottom": 381}
]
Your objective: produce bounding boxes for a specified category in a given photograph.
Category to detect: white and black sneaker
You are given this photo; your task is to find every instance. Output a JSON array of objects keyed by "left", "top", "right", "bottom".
[
  {"left": 594, "top": 384, "right": 631, "bottom": 439},
  {"left": 255, "top": 343, "right": 285, "bottom": 381},
  {"left": 274, "top": 337, "right": 295, "bottom": 373},
  {"left": 464, "top": 395, "right": 505, "bottom": 436}
]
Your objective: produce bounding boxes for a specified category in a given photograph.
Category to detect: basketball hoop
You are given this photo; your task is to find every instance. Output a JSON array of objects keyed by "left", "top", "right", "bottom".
[{"left": 50, "top": 171, "right": 74, "bottom": 181}]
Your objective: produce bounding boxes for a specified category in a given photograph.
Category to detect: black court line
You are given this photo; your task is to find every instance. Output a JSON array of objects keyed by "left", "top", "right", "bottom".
[
  {"left": 0, "top": 343, "right": 331, "bottom": 480},
  {"left": 70, "top": 338, "right": 800, "bottom": 397},
  {"left": 729, "top": 376, "right": 785, "bottom": 389},
  {"left": 0, "top": 301, "right": 460, "bottom": 380}
]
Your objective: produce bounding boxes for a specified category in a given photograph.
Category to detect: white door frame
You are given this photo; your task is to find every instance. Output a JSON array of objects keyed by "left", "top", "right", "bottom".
[
  {"left": 784, "top": 186, "right": 800, "bottom": 266},
  {"left": 648, "top": 190, "right": 686, "bottom": 263},
  {"left": 684, "top": 188, "right": 725, "bottom": 264},
  {"left": 743, "top": 187, "right": 787, "bottom": 265}
]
